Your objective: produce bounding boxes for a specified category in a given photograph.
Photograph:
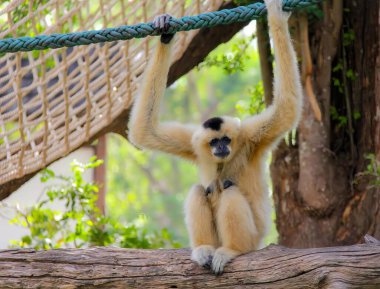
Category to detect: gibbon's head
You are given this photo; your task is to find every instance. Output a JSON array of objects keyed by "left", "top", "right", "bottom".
[{"left": 192, "top": 116, "right": 241, "bottom": 163}]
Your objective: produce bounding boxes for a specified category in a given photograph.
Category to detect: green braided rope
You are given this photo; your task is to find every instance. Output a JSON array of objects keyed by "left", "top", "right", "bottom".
[{"left": 0, "top": 0, "right": 319, "bottom": 54}]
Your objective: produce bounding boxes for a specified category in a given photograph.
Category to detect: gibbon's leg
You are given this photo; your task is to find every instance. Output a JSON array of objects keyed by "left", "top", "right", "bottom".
[
  {"left": 185, "top": 185, "right": 219, "bottom": 268},
  {"left": 212, "top": 185, "right": 258, "bottom": 275}
]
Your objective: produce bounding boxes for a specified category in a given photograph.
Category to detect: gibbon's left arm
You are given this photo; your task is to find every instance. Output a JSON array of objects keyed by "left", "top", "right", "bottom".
[
  {"left": 128, "top": 15, "right": 196, "bottom": 161},
  {"left": 242, "top": 0, "right": 303, "bottom": 152}
]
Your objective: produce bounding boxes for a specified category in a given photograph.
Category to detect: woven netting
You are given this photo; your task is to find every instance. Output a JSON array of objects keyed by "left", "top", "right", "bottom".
[{"left": 0, "top": 0, "right": 224, "bottom": 187}]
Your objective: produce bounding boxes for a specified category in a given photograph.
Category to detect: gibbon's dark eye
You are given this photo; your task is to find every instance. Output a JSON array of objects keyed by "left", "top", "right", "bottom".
[
  {"left": 221, "top": 136, "right": 231, "bottom": 145},
  {"left": 209, "top": 138, "right": 219, "bottom": 147}
]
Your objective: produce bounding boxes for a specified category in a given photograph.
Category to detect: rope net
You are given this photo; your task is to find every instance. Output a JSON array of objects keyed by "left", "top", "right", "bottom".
[{"left": 0, "top": 0, "right": 224, "bottom": 187}]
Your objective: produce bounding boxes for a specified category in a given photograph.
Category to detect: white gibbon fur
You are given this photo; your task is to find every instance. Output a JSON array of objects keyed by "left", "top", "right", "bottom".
[{"left": 128, "top": 0, "right": 302, "bottom": 275}]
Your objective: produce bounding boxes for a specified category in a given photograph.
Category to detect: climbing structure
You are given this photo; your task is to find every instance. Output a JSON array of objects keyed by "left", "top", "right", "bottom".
[{"left": 0, "top": 0, "right": 225, "bottom": 194}]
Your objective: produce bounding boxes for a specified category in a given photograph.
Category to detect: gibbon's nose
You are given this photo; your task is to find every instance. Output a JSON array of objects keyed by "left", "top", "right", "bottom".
[{"left": 214, "top": 146, "right": 230, "bottom": 158}]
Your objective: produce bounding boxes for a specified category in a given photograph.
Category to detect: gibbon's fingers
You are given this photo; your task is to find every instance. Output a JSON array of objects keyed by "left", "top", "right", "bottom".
[
  {"left": 153, "top": 14, "right": 175, "bottom": 44},
  {"left": 264, "top": 0, "right": 290, "bottom": 18},
  {"left": 264, "top": 0, "right": 283, "bottom": 12},
  {"left": 153, "top": 14, "right": 172, "bottom": 32}
]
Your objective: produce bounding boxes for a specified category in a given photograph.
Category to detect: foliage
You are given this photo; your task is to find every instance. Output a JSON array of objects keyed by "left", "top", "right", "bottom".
[
  {"left": 5, "top": 157, "right": 180, "bottom": 250},
  {"left": 107, "top": 135, "right": 195, "bottom": 245},
  {"left": 198, "top": 38, "right": 252, "bottom": 74},
  {"left": 235, "top": 81, "right": 266, "bottom": 117},
  {"left": 305, "top": 4, "right": 324, "bottom": 21},
  {"left": 330, "top": 105, "right": 348, "bottom": 129},
  {"left": 330, "top": 26, "right": 359, "bottom": 132},
  {"left": 0, "top": 0, "right": 50, "bottom": 37},
  {"left": 356, "top": 154, "right": 380, "bottom": 189}
]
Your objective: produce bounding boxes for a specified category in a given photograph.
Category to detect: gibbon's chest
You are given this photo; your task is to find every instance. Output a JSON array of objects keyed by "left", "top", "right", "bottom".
[{"left": 198, "top": 149, "right": 250, "bottom": 187}]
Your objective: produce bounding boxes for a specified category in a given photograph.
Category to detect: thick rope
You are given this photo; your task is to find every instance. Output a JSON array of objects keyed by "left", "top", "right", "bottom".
[{"left": 0, "top": 0, "right": 319, "bottom": 54}]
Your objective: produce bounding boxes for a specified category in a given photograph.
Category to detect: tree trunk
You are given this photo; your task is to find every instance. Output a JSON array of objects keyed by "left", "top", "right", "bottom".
[
  {"left": 272, "top": 0, "right": 380, "bottom": 247},
  {"left": 0, "top": 240, "right": 379, "bottom": 289}
]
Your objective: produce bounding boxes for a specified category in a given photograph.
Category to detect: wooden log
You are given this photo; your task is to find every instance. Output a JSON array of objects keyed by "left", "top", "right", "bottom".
[{"left": 0, "top": 240, "right": 379, "bottom": 288}]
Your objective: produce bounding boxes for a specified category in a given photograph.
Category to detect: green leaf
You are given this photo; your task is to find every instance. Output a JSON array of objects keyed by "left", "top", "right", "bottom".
[
  {"left": 21, "top": 235, "right": 32, "bottom": 245},
  {"left": 353, "top": 111, "right": 361, "bottom": 120},
  {"left": 40, "top": 169, "right": 55, "bottom": 182}
]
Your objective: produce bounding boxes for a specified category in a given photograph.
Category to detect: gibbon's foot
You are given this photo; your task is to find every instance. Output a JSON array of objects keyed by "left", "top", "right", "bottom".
[
  {"left": 153, "top": 14, "right": 175, "bottom": 44},
  {"left": 205, "top": 179, "right": 224, "bottom": 196},
  {"left": 191, "top": 245, "right": 216, "bottom": 269},
  {"left": 211, "top": 247, "right": 237, "bottom": 275},
  {"left": 223, "top": 180, "right": 235, "bottom": 190},
  {"left": 205, "top": 181, "right": 216, "bottom": 196}
]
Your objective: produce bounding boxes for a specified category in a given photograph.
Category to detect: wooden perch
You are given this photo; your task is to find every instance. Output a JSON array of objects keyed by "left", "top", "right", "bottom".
[{"left": 0, "top": 238, "right": 379, "bottom": 288}]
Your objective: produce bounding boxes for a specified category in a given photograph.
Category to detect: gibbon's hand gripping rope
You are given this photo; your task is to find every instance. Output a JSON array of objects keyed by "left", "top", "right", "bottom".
[{"left": 0, "top": 0, "right": 319, "bottom": 54}]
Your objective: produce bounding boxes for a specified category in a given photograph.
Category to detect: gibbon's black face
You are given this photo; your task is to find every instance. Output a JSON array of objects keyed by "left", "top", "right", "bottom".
[
  {"left": 209, "top": 136, "right": 231, "bottom": 159},
  {"left": 203, "top": 117, "right": 231, "bottom": 158}
]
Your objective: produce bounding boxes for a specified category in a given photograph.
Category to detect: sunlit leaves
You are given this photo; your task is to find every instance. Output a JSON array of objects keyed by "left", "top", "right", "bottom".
[
  {"left": 198, "top": 38, "right": 253, "bottom": 74},
  {"left": 355, "top": 154, "right": 380, "bottom": 189},
  {"left": 235, "top": 81, "right": 265, "bottom": 117},
  {"left": 8, "top": 157, "right": 179, "bottom": 250}
]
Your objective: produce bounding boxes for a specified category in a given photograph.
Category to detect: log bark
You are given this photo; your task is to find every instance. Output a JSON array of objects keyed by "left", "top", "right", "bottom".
[{"left": 0, "top": 241, "right": 379, "bottom": 289}]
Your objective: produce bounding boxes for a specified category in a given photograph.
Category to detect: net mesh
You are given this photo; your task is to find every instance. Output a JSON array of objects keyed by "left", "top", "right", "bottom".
[{"left": 0, "top": 0, "right": 223, "bottom": 186}]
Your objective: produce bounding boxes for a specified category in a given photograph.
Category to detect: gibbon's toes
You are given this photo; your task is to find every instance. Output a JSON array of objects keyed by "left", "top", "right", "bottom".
[
  {"left": 223, "top": 180, "right": 235, "bottom": 190},
  {"left": 202, "top": 255, "right": 213, "bottom": 270},
  {"left": 191, "top": 245, "right": 215, "bottom": 268},
  {"left": 212, "top": 250, "right": 233, "bottom": 276},
  {"left": 211, "top": 247, "right": 236, "bottom": 276}
]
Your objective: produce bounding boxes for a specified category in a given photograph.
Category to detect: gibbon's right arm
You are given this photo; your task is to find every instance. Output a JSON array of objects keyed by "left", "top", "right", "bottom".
[
  {"left": 128, "top": 15, "right": 196, "bottom": 161},
  {"left": 242, "top": 0, "right": 303, "bottom": 152}
]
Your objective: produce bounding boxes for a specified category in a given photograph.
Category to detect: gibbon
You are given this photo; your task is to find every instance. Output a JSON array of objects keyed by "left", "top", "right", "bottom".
[{"left": 128, "top": 0, "right": 302, "bottom": 275}]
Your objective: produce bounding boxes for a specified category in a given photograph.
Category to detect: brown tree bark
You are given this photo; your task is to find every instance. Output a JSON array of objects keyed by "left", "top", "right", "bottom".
[
  {"left": 271, "top": 0, "right": 380, "bottom": 247},
  {"left": 256, "top": 19, "right": 273, "bottom": 105},
  {"left": 0, "top": 239, "right": 379, "bottom": 289}
]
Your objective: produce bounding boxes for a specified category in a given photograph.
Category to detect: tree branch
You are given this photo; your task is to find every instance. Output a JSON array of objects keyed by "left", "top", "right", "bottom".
[{"left": 0, "top": 240, "right": 379, "bottom": 288}]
